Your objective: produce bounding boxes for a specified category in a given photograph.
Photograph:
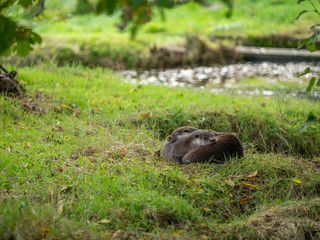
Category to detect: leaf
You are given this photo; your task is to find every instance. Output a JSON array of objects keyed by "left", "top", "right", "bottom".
[
  {"left": 247, "top": 170, "right": 258, "bottom": 178},
  {"left": 292, "top": 179, "right": 302, "bottom": 184},
  {"left": 310, "top": 23, "right": 320, "bottom": 31},
  {"left": 307, "top": 42, "right": 317, "bottom": 52},
  {"left": 225, "top": 179, "right": 235, "bottom": 187},
  {"left": 96, "top": 0, "right": 117, "bottom": 14},
  {"left": 293, "top": 10, "right": 310, "bottom": 22},
  {"left": 57, "top": 199, "right": 64, "bottom": 213},
  {"left": 239, "top": 197, "right": 250, "bottom": 203},
  {"left": 98, "top": 218, "right": 111, "bottom": 224},
  {"left": 171, "top": 230, "right": 182, "bottom": 235},
  {"left": 298, "top": 67, "right": 311, "bottom": 77},
  {"left": 306, "top": 77, "right": 316, "bottom": 92},
  {"left": 307, "top": 111, "right": 317, "bottom": 121},
  {"left": 297, "top": 0, "right": 309, "bottom": 3},
  {"left": 156, "top": 0, "right": 175, "bottom": 8},
  {"left": 317, "top": 77, "right": 320, "bottom": 86},
  {"left": 241, "top": 181, "right": 258, "bottom": 188},
  {"left": 140, "top": 112, "right": 149, "bottom": 117},
  {"left": 40, "top": 228, "right": 51, "bottom": 233},
  {"left": 203, "top": 207, "right": 212, "bottom": 212},
  {"left": 310, "top": 30, "right": 320, "bottom": 43}
]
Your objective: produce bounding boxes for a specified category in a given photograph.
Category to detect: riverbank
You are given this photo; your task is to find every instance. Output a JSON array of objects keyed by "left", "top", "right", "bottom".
[
  {"left": 3, "top": 1, "right": 317, "bottom": 69},
  {"left": 1, "top": 65, "right": 320, "bottom": 239}
]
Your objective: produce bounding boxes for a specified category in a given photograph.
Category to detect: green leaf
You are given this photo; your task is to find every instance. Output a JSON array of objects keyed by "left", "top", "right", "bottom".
[
  {"left": 156, "top": 0, "right": 174, "bottom": 8},
  {"left": 293, "top": 10, "right": 310, "bottom": 22},
  {"left": 309, "top": 30, "right": 319, "bottom": 43},
  {"left": 310, "top": 23, "right": 320, "bottom": 31},
  {"left": 307, "top": 111, "right": 317, "bottom": 121},
  {"left": 307, "top": 42, "right": 317, "bottom": 52},
  {"left": 298, "top": 38, "right": 309, "bottom": 49},
  {"left": 317, "top": 77, "right": 320, "bottom": 86},
  {"left": 306, "top": 77, "right": 316, "bottom": 92},
  {"left": 96, "top": 0, "right": 117, "bottom": 14},
  {"left": 297, "top": 0, "right": 309, "bottom": 3},
  {"left": 0, "top": 16, "right": 41, "bottom": 56},
  {"left": 18, "top": 0, "right": 36, "bottom": 8},
  {"left": 298, "top": 67, "right": 311, "bottom": 77}
]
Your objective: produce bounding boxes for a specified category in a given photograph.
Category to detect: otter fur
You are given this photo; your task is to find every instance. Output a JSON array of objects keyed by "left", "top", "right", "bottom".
[
  {"left": 162, "top": 126, "right": 199, "bottom": 163},
  {"left": 181, "top": 133, "right": 243, "bottom": 165},
  {"left": 163, "top": 129, "right": 217, "bottom": 163}
]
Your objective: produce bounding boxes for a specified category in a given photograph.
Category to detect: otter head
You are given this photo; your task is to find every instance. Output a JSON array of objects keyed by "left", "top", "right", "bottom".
[
  {"left": 189, "top": 130, "right": 216, "bottom": 147},
  {"left": 167, "top": 126, "right": 198, "bottom": 143}
]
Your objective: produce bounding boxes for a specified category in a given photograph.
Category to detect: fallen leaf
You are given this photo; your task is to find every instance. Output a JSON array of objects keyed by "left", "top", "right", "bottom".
[
  {"left": 247, "top": 170, "right": 258, "bottom": 178},
  {"left": 203, "top": 207, "right": 211, "bottom": 212},
  {"left": 241, "top": 181, "right": 258, "bottom": 188},
  {"left": 171, "top": 230, "right": 181, "bottom": 235},
  {"left": 292, "top": 179, "right": 302, "bottom": 184},
  {"left": 140, "top": 113, "right": 149, "bottom": 118},
  {"left": 57, "top": 200, "right": 64, "bottom": 214},
  {"left": 98, "top": 219, "right": 111, "bottom": 224},
  {"left": 40, "top": 228, "right": 51, "bottom": 233},
  {"left": 239, "top": 197, "right": 250, "bottom": 203},
  {"left": 225, "top": 179, "right": 235, "bottom": 187}
]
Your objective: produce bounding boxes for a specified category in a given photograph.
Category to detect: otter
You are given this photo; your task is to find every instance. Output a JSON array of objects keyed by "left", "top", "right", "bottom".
[
  {"left": 181, "top": 133, "right": 244, "bottom": 165},
  {"left": 162, "top": 126, "right": 199, "bottom": 163},
  {"left": 165, "top": 130, "right": 217, "bottom": 163}
]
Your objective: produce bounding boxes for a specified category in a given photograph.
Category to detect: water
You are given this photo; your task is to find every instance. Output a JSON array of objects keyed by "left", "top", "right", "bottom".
[{"left": 121, "top": 61, "right": 320, "bottom": 98}]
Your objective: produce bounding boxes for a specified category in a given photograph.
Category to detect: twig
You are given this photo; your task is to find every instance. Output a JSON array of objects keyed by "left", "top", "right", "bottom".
[{"left": 0, "top": 64, "right": 9, "bottom": 74}]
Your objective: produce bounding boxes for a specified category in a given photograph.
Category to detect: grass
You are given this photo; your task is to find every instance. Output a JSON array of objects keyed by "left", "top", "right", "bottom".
[{"left": 1, "top": 64, "right": 320, "bottom": 239}]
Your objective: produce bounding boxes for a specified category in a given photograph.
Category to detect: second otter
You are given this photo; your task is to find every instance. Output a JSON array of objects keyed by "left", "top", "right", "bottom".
[
  {"left": 167, "top": 130, "right": 217, "bottom": 163},
  {"left": 181, "top": 133, "right": 244, "bottom": 165}
]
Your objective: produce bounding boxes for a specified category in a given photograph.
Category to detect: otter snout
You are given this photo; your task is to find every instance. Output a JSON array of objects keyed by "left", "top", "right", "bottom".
[{"left": 210, "top": 138, "right": 216, "bottom": 144}]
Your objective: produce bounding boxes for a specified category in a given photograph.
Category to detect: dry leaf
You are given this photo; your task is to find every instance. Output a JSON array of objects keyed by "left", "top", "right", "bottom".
[
  {"left": 241, "top": 181, "right": 258, "bottom": 188},
  {"left": 57, "top": 200, "right": 64, "bottom": 214},
  {"left": 203, "top": 207, "right": 211, "bottom": 212},
  {"left": 247, "top": 170, "right": 258, "bottom": 178},
  {"left": 292, "top": 179, "right": 302, "bottom": 184},
  {"left": 98, "top": 219, "right": 111, "bottom": 224},
  {"left": 171, "top": 230, "right": 181, "bottom": 235},
  {"left": 140, "top": 113, "right": 149, "bottom": 118},
  {"left": 239, "top": 197, "right": 250, "bottom": 203},
  {"left": 40, "top": 228, "right": 51, "bottom": 233},
  {"left": 225, "top": 179, "right": 235, "bottom": 187}
]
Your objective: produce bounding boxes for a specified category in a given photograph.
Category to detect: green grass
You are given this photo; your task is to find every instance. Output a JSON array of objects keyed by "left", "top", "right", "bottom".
[{"left": 1, "top": 65, "right": 320, "bottom": 239}]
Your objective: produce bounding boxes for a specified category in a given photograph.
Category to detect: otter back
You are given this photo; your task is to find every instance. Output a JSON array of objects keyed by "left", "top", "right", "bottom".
[{"left": 181, "top": 133, "right": 243, "bottom": 165}]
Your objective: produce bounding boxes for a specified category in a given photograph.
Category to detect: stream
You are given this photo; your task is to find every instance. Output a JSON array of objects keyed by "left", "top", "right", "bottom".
[{"left": 122, "top": 61, "right": 320, "bottom": 99}]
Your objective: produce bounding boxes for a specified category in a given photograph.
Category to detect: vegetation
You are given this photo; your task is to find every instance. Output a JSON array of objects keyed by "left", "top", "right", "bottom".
[
  {"left": 3, "top": 0, "right": 318, "bottom": 68},
  {"left": 1, "top": 65, "right": 320, "bottom": 239}
]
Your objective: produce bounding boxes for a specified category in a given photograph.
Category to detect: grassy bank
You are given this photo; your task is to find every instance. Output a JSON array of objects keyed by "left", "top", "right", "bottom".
[
  {"left": 1, "top": 65, "right": 320, "bottom": 239},
  {"left": 5, "top": 0, "right": 316, "bottom": 68}
]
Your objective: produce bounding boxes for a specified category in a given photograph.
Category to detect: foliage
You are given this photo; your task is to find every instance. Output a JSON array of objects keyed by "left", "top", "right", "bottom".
[
  {"left": 294, "top": 0, "right": 320, "bottom": 92},
  {"left": 0, "top": 0, "right": 42, "bottom": 56}
]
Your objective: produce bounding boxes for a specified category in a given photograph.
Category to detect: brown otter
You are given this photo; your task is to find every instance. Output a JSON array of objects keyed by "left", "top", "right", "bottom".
[
  {"left": 165, "top": 130, "right": 217, "bottom": 163},
  {"left": 181, "top": 133, "right": 244, "bottom": 165},
  {"left": 162, "top": 126, "right": 199, "bottom": 163}
]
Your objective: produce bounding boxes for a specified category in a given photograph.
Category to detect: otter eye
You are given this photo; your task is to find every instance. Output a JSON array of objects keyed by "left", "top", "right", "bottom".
[
  {"left": 184, "top": 130, "right": 190, "bottom": 133},
  {"left": 195, "top": 135, "right": 199, "bottom": 138}
]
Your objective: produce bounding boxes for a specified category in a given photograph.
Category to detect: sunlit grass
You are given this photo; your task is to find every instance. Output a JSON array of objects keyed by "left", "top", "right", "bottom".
[{"left": 1, "top": 65, "right": 320, "bottom": 238}]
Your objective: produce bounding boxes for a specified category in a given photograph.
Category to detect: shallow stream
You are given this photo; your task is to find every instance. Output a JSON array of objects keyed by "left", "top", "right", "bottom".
[{"left": 122, "top": 61, "right": 320, "bottom": 99}]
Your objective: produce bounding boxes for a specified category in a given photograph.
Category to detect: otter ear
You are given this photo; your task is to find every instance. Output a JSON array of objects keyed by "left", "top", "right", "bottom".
[
  {"left": 167, "top": 136, "right": 172, "bottom": 141},
  {"left": 184, "top": 129, "right": 190, "bottom": 133}
]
